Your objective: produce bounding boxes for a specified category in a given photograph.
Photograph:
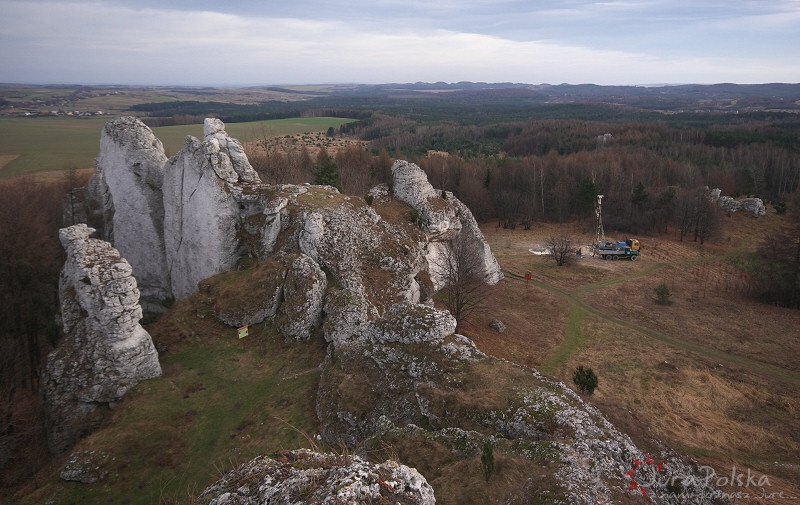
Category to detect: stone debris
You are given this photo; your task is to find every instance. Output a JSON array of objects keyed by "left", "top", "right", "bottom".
[{"left": 60, "top": 450, "right": 111, "bottom": 484}]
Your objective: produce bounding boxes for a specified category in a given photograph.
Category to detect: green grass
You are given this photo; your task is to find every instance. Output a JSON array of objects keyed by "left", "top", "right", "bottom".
[
  {"left": 23, "top": 325, "right": 325, "bottom": 505},
  {"left": 0, "top": 117, "right": 356, "bottom": 177},
  {"left": 0, "top": 117, "right": 109, "bottom": 177}
]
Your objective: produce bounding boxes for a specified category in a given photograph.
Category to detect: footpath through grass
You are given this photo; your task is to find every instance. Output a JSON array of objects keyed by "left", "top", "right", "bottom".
[{"left": 0, "top": 117, "right": 356, "bottom": 177}]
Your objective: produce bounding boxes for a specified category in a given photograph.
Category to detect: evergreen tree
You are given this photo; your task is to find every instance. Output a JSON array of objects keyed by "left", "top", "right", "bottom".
[
  {"left": 631, "top": 182, "right": 649, "bottom": 209},
  {"left": 314, "top": 149, "right": 342, "bottom": 192}
]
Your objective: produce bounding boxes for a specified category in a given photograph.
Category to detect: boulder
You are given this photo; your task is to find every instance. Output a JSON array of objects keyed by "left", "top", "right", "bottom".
[
  {"left": 199, "top": 449, "right": 435, "bottom": 505},
  {"left": 489, "top": 318, "right": 506, "bottom": 333},
  {"left": 90, "top": 116, "right": 171, "bottom": 309},
  {"left": 42, "top": 224, "right": 161, "bottom": 453}
]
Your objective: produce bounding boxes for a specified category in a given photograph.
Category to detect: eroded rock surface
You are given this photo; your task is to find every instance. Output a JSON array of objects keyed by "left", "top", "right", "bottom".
[
  {"left": 162, "top": 119, "right": 265, "bottom": 299},
  {"left": 89, "top": 116, "right": 171, "bottom": 309},
  {"left": 42, "top": 224, "right": 161, "bottom": 453},
  {"left": 199, "top": 449, "right": 435, "bottom": 505}
]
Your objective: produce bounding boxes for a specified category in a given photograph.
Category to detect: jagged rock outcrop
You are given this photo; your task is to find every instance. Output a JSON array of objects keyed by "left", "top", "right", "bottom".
[
  {"left": 42, "top": 224, "right": 161, "bottom": 453},
  {"left": 199, "top": 449, "right": 435, "bottom": 505},
  {"left": 89, "top": 117, "right": 171, "bottom": 309},
  {"left": 391, "top": 160, "right": 503, "bottom": 291},
  {"left": 709, "top": 187, "right": 766, "bottom": 215},
  {"left": 162, "top": 119, "right": 266, "bottom": 299},
  {"left": 84, "top": 119, "right": 501, "bottom": 345}
]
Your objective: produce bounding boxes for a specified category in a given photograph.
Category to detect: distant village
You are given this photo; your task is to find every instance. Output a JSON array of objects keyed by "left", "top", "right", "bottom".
[
  {"left": 0, "top": 87, "right": 124, "bottom": 117},
  {"left": 9, "top": 109, "right": 108, "bottom": 118}
]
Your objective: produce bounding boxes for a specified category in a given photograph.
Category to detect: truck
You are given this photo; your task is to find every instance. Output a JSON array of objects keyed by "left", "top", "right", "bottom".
[{"left": 596, "top": 238, "right": 640, "bottom": 261}]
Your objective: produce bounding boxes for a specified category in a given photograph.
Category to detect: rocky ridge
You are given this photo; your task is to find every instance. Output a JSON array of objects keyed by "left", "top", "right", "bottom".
[
  {"left": 59, "top": 118, "right": 729, "bottom": 504},
  {"left": 88, "top": 118, "right": 502, "bottom": 345}
]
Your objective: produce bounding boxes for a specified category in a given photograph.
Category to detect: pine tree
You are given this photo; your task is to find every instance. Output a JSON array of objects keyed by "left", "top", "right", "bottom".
[{"left": 314, "top": 149, "right": 342, "bottom": 192}]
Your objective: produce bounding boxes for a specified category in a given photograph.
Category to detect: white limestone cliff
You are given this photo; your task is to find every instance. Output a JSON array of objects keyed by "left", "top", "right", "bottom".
[
  {"left": 89, "top": 116, "right": 171, "bottom": 309},
  {"left": 162, "top": 119, "right": 264, "bottom": 299}
]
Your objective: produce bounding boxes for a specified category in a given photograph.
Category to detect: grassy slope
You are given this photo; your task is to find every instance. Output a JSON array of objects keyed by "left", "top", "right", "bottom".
[
  {"left": 0, "top": 117, "right": 355, "bottom": 177},
  {"left": 463, "top": 213, "right": 800, "bottom": 504},
  {"left": 20, "top": 295, "right": 327, "bottom": 505}
]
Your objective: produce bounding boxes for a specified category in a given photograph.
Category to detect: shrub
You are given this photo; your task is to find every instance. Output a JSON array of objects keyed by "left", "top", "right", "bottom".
[
  {"left": 364, "top": 194, "right": 374, "bottom": 206},
  {"left": 572, "top": 365, "right": 598, "bottom": 395},
  {"left": 408, "top": 209, "right": 424, "bottom": 228},
  {"left": 654, "top": 283, "right": 673, "bottom": 305},
  {"left": 480, "top": 440, "right": 495, "bottom": 481}
]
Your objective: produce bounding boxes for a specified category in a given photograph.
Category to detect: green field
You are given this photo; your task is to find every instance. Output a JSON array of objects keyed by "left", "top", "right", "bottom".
[{"left": 0, "top": 117, "right": 356, "bottom": 177}]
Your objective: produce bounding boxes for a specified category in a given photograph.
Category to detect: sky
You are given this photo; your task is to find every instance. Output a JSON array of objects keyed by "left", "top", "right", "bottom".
[{"left": 1, "top": 0, "right": 799, "bottom": 86}]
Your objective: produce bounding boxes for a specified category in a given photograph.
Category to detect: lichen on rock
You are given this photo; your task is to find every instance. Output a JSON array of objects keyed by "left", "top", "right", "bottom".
[{"left": 198, "top": 449, "right": 435, "bottom": 505}]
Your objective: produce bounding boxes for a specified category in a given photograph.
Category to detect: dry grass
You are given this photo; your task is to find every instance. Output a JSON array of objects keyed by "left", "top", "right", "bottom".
[{"left": 472, "top": 211, "right": 800, "bottom": 503}]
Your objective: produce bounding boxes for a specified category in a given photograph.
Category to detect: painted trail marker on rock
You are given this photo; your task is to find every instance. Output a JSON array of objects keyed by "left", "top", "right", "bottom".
[{"left": 238, "top": 325, "right": 248, "bottom": 349}]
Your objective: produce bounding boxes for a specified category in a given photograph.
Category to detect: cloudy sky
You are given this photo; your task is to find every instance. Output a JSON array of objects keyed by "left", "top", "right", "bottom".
[{"left": 1, "top": 0, "right": 798, "bottom": 86}]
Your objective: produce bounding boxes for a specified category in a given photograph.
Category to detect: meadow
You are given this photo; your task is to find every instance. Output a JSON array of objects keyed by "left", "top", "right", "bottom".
[{"left": 0, "top": 117, "right": 355, "bottom": 177}]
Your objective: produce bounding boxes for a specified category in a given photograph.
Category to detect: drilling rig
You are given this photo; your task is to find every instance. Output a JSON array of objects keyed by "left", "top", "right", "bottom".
[{"left": 592, "top": 194, "right": 640, "bottom": 261}]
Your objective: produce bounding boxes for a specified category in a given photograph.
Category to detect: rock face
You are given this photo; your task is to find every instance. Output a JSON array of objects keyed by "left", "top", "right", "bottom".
[
  {"left": 90, "top": 117, "right": 171, "bottom": 309},
  {"left": 42, "top": 224, "right": 161, "bottom": 453},
  {"left": 391, "top": 160, "right": 503, "bottom": 291},
  {"left": 199, "top": 449, "right": 435, "bottom": 505},
  {"left": 162, "top": 118, "right": 265, "bottom": 299},
  {"left": 709, "top": 187, "right": 766, "bottom": 215}
]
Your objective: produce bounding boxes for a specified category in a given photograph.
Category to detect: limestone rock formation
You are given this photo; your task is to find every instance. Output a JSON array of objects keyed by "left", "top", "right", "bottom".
[
  {"left": 85, "top": 119, "right": 501, "bottom": 344},
  {"left": 199, "top": 449, "right": 435, "bottom": 505},
  {"left": 364, "top": 302, "right": 456, "bottom": 344},
  {"left": 391, "top": 160, "right": 503, "bottom": 290},
  {"left": 162, "top": 119, "right": 265, "bottom": 299},
  {"left": 278, "top": 254, "right": 327, "bottom": 340},
  {"left": 42, "top": 224, "right": 161, "bottom": 453},
  {"left": 709, "top": 187, "right": 766, "bottom": 215},
  {"left": 89, "top": 116, "right": 171, "bottom": 309}
]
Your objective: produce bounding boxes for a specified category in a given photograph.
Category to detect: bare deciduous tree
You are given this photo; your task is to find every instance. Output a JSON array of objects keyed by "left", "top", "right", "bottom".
[
  {"left": 546, "top": 233, "right": 574, "bottom": 266},
  {"left": 432, "top": 233, "right": 491, "bottom": 330}
]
